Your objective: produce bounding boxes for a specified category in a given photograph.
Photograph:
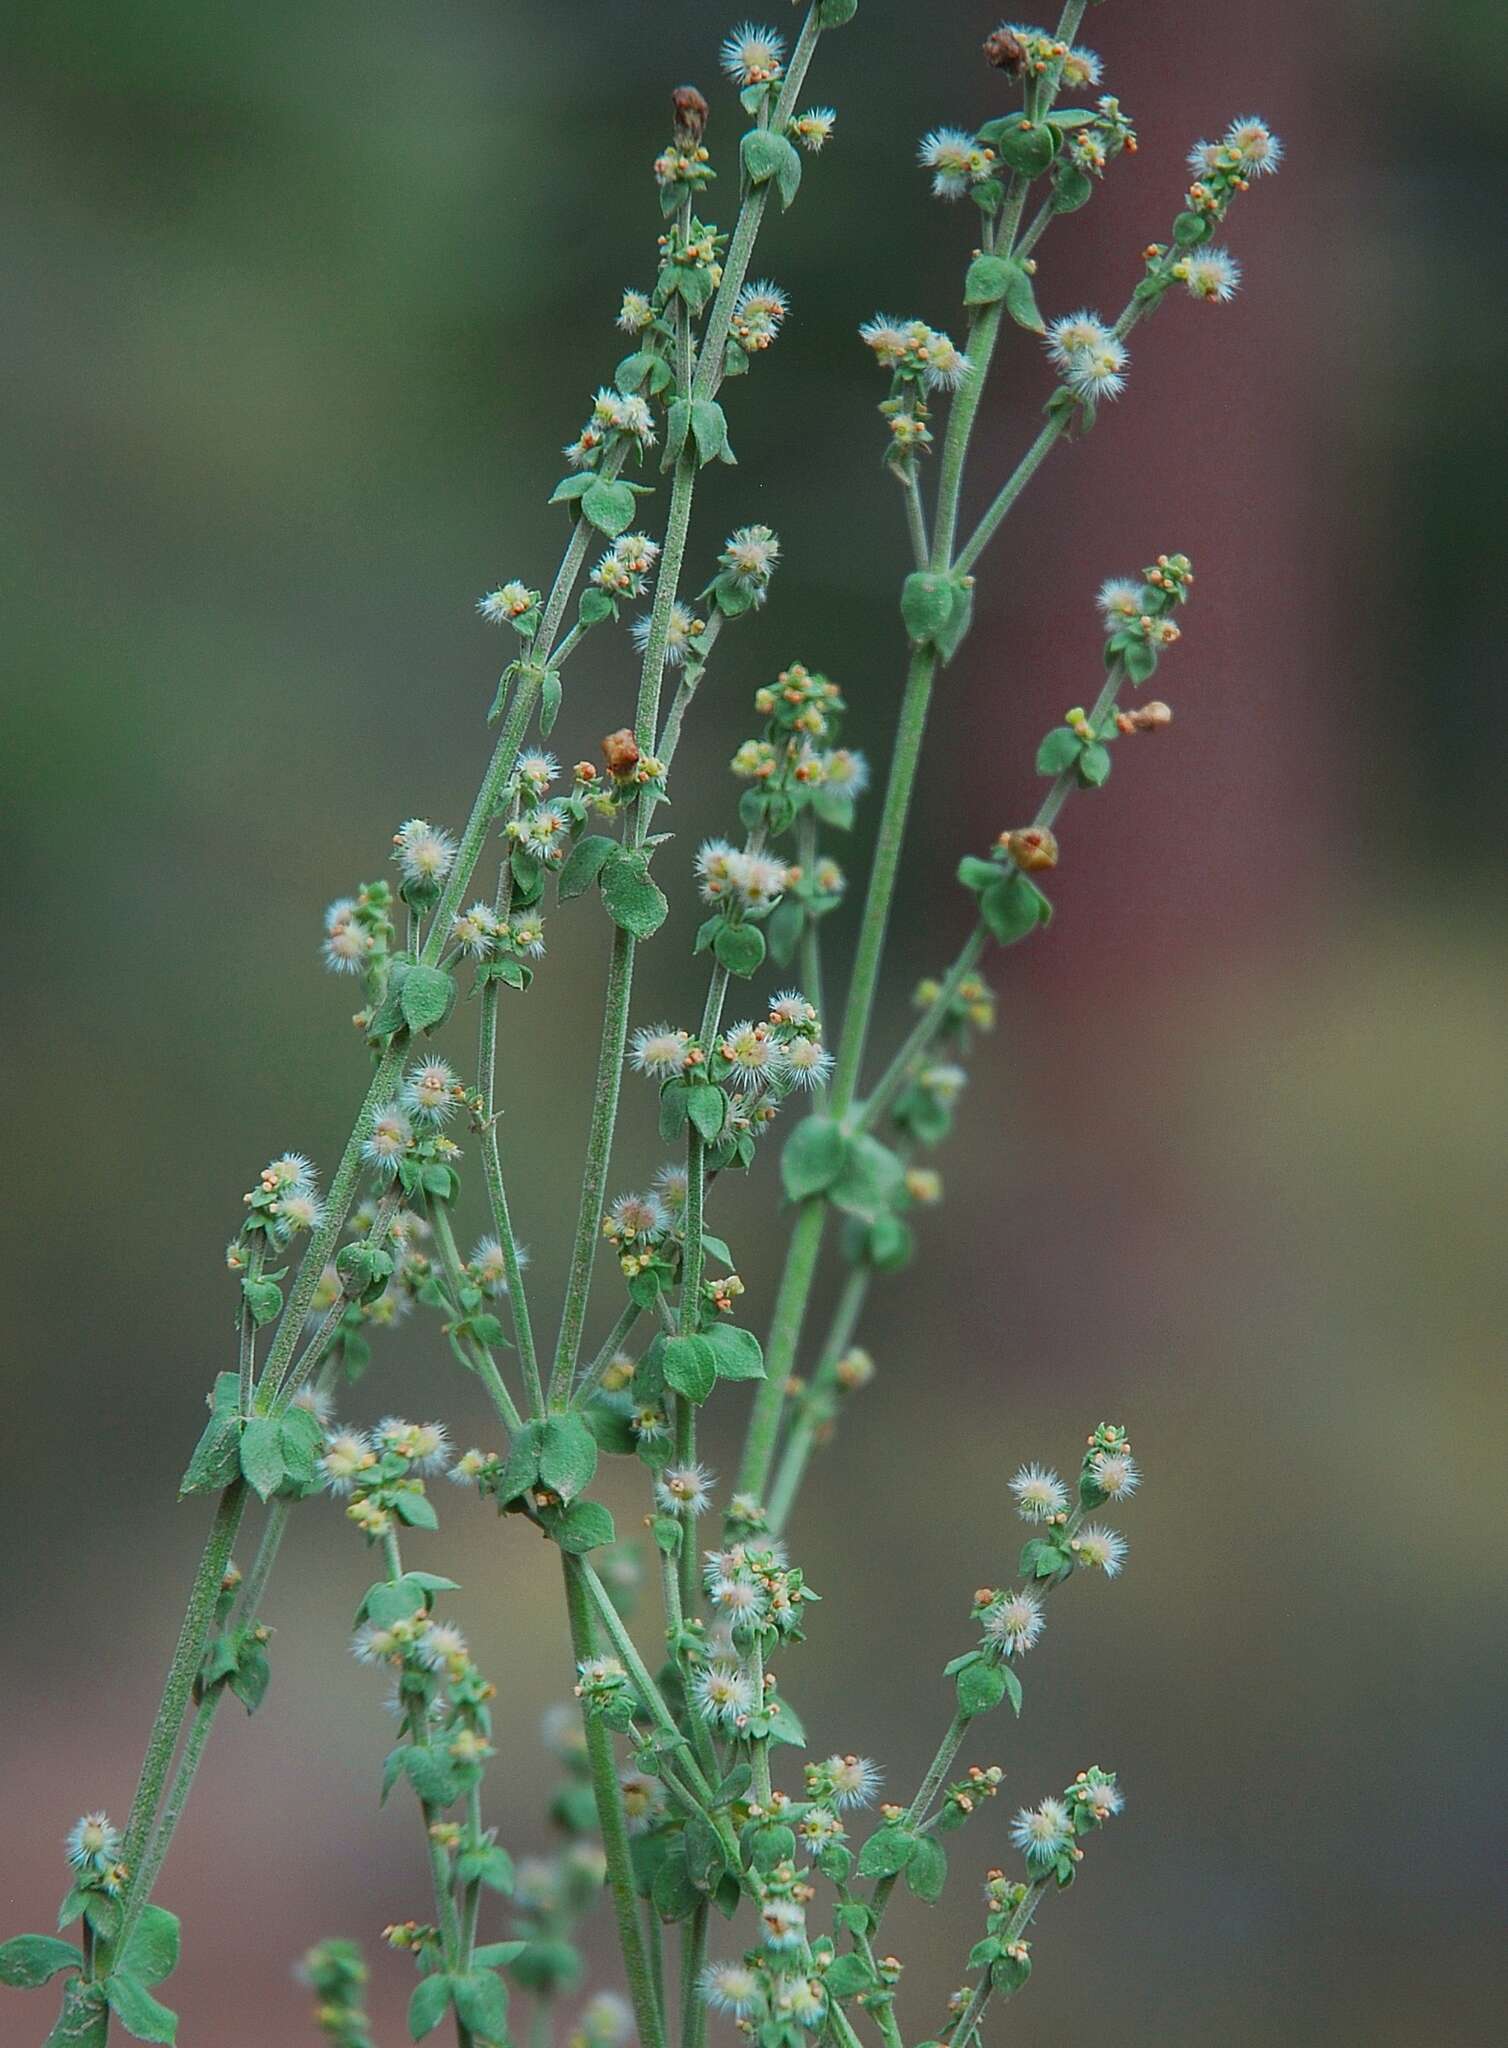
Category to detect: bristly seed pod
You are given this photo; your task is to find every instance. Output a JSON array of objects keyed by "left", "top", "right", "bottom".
[
  {"left": 1004, "top": 825, "right": 1060, "bottom": 871},
  {"left": 601, "top": 727, "right": 641, "bottom": 779},
  {"left": 672, "top": 85, "right": 709, "bottom": 149},
  {"left": 983, "top": 27, "right": 1027, "bottom": 76}
]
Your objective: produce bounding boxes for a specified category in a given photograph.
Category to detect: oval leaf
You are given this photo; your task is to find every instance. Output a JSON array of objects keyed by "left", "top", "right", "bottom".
[
  {"left": 0, "top": 1935, "right": 79, "bottom": 1989},
  {"left": 601, "top": 851, "right": 669, "bottom": 940},
  {"left": 398, "top": 964, "right": 456, "bottom": 1037},
  {"left": 781, "top": 1116, "right": 848, "bottom": 1203}
]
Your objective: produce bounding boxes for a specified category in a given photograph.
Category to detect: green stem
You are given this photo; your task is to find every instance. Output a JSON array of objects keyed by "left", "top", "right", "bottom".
[
  {"left": 477, "top": 982, "right": 543, "bottom": 1413},
  {"left": 256, "top": 1050, "right": 403, "bottom": 1408},
  {"left": 119, "top": 1693, "right": 214, "bottom": 1948},
  {"left": 855, "top": 658, "right": 1128, "bottom": 1139},
  {"left": 548, "top": 442, "right": 700, "bottom": 1406},
  {"left": 795, "top": 813, "right": 825, "bottom": 1032},
  {"left": 694, "top": 9, "right": 827, "bottom": 404},
  {"left": 580, "top": 1566, "right": 715, "bottom": 1805},
  {"left": 680, "top": 1902, "right": 709, "bottom": 2048},
  {"left": 854, "top": 930, "right": 987, "bottom": 1139},
  {"left": 733, "top": 1194, "right": 825, "bottom": 1510},
  {"left": 429, "top": 1197, "right": 525, "bottom": 1435},
  {"left": 534, "top": 448, "right": 627, "bottom": 667},
  {"left": 118, "top": 1483, "right": 246, "bottom": 1900},
  {"left": 570, "top": 1299, "right": 644, "bottom": 1408},
  {"left": 764, "top": 1265, "right": 869, "bottom": 1535},
  {"left": 646, "top": 1902, "right": 666, "bottom": 2029},
  {"left": 736, "top": 641, "right": 939, "bottom": 1505},
  {"left": 235, "top": 1244, "right": 263, "bottom": 1413},
  {"left": 931, "top": 303, "right": 1003, "bottom": 572},
  {"left": 562, "top": 1557, "right": 668, "bottom": 2048},
  {"left": 549, "top": 14, "right": 840, "bottom": 1410},
  {"left": 418, "top": 668, "right": 545, "bottom": 967},
  {"left": 952, "top": 415, "right": 1069, "bottom": 581},
  {"left": 901, "top": 465, "right": 930, "bottom": 571},
  {"left": 829, "top": 645, "right": 938, "bottom": 1118},
  {"left": 747, "top": 1636, "right": 772, "bottom": 1809}
]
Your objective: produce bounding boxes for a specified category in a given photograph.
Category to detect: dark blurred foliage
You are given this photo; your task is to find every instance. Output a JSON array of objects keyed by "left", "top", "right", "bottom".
[{"left": 2, "top": 3, "right": 1504, "bottom": 2044}]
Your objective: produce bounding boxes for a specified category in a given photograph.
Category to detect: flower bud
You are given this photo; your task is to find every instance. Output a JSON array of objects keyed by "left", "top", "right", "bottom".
[
  {"left": 672, "top": 85, "right": 709, "bottom": 148},
  {"left": 1004, "top": 825, "right": 1059, "bottom": 871},
  {"left": 983, "top": 26, "right": 1027, "bottom": 74},
  {"left": 1118, "top": 700, "right": 1173, "bottom": 734},
  {"left": 601, "top": 727, "right": 641, "bottom": 779}
]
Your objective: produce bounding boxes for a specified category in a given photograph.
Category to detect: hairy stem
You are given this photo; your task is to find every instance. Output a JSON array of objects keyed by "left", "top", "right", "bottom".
[
  {"left": 562, "top": 1556, "right": 668, "bottom": 2048},
  {"left": 117, "top": 1483, "right": 246, "bottom": 1930}
]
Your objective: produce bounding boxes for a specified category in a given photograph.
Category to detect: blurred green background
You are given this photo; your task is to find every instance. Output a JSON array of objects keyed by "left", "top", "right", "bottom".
[{"left": 3, "top": 2, "right": 1504, "bottom": 2042}]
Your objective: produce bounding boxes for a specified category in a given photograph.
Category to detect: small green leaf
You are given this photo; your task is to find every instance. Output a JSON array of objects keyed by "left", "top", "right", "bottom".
[
  {"left": 856, "top": 1825, "right": 916, "bottom": 1879},
  {"left": 741, "top": 129, "right": 803, "bottom": 207},
  {"left": 980, "top": 871, "right": 1051, "bottom": 947},
  {"left": 581, "top": 478, "right": 638, "bottom": 538},
  {"left": 398, "top": 964, "right": 456, "bottom": 1037},
  {"left": 538, "top": 1413, "right": 599, "bottom": 1499},
  {"left": 702, "top": 1322, "right": 764, "bottom": 1381},
  {"left": 405, "top": 1746, "right": 460, "bottom": 1808},
  {"left": 957, "top": 854, "right": 1003, "bottom": 896},
  {"left": 685, "top": 1084, "right": 727, "bottom": 1142},
  {"left": 578, "top": 586, "right": 616, "bottom": 626},
  {"left": 1078, "top": 741, "right": 1112, "bottom": 786},
  {"left": 956, "top": 1661, "right": 1007, "bottom": 1717},
  {"left": 1036, "top": 726, "right": 1083, "bottom": 776},
  {"left": 408, "top": 1971, "right": 453, "bottom": 2040},
  {"left": 120, "top": 1907, "right": 180, "bottom": 1990},
  {"left": 548, "top": 473, "right": 594, "bottom": 505},
  {"left": 658, "top": 1077, "right": 691, "bottom": 1142},
  {"left": 240, "top": 1274, "right": 282, "bottom": 1327},
  {"left": 1001, "top": 260, "right": 1045, "bottom": 332},
  {"left": 1173, "top": 209, "right": 1210, "bottom": 245},
  {"left": 44, "top": 1977, "right": 108, "bottom": 2047},
  {"left": 1000, "top": 1662, "right": 1024, "bottom": 1715},
  {"left": 933, "top": 577, "right": 975, "bottom": 662},
  {"left": 558, "top": 834, "right": 618, "bottom": 902},
  {"left": 713, "top": 922, "right": 766, "bottom": 977},
  {"left": 450, "top": 1969, "right": 509, "bottom": 2036},
  {"left": 601, "top": 850, "right": 669, "bottom": 940},
  {"left": 489, "top": 1422, "right": 542, "bottom": 1506},
  {"left": 278, "top": 1406, "right": 323, "bottom": 1488},
  {"left": 1123, "top": 636, "right": 1159, "bottom": 684},
  {"left": 781, "top": 1116, "right": 848, "bottom": 1202},
  {"left": 963, "top": 252, "right": 1012, "bottom": 305},
  {"left": 392, "top": 1489, "right": 439, "bottom": 1531},
  {"left": 362, "top": 1577, "right": 432, "bottom": 1628},
  {"left": 817, "top": 0, "right": 859, "bottom": 22},
  {"left": 824, "top": 1954, "right": 877, "bottom": 1999},
  {"left": 178, "top": 1412, "right": 241, "bottom": 1497},
  {"left": 661, "top": 1336, "right": 718, "bottom": 1404},
  {"left": 103, "top": 1973, "right": 177, "bottom": 2045},
  {"left": 238, "top": 1417, "right": 285, "bottom": 1502},
  {"left": 551, "top": 1498, "right": 616, "bottom": 1554},
  {"left": 471, "top": 1941, "right": 526, "bottom": 1969},
  {"left": 906, "top": 1834, "right": 948, "bottom": 1904},
  {"left": 509, "top": 1939, "right": 583, "bottom": 1995},
  {"left": 0, "top": 1935, "right": 79, "bottom": 1988},
  {"left": 830, "top": 1133, "right": 905, "bottom": 1220},
  {"left": 690, "top": 398, "right": 735, "bottom": 466},
  {"left": 997, "top": 120, "right": 1057, "bottom": 176},
  {"left": 900, "top": 570, "right": 955, "bottom": 646},
  {"left": 539, "top": 668, "right": 563, "bottom": 736},
  {"left": 663, "top": 397, "right": 691, "bottom": 468},
  {"left": 1052, "top": 164, "right": 1094, "bottom": 212}
]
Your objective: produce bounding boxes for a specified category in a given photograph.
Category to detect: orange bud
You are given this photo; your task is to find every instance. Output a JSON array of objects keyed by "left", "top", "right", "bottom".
[{"left": 1006, "top": 825, "right": 1060, "bottom": 872}]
